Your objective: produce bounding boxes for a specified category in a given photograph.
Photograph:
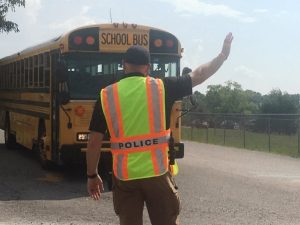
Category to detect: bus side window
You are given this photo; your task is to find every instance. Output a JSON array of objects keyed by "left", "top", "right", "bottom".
[
  {"left": 44, "top": 53, "right": 50, "bottom": 88},
  {"left": 97, "top": 64, "right": 103, "bottom": 75},
  {"left": 38, "top": 54, "right": 44, "bottom": 87},
  {"left": 9, "top": 63, "right": 13, "bottom": 89},
  {"left": 15, "top": 61, "right": 19, "bottom": 88},
  {"left": 29, "top": 57, "right": 33, "bottom": 87},
  {"left": 21, "top": 60, "right": 24, "bottom": 88},
  {"left": 34, "top": 55, "right": 39, "bottom": 87},
  {"left": 24, "top": 58, "right": 29, "bottom": 88}
]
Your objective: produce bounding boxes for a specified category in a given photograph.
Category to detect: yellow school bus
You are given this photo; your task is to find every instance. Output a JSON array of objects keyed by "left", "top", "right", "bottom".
[{"left": 0, "top": 23, "right": 184, "bottom": 177}]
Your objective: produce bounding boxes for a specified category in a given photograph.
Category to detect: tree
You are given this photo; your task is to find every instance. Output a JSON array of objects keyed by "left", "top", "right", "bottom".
[
  {"left": 205, "top": 81, "right": 248, "bottom": 113},
  {"left": 0, "top": 0, "right": 25, "bottom": 33},
  {"left": 258, "top": 89, "right": 298, "bottom": 134}
]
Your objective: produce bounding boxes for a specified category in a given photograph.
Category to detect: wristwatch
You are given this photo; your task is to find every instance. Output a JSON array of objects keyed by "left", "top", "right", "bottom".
[{"left": 87, "top": 173, "right": 98, "bottom": 179}]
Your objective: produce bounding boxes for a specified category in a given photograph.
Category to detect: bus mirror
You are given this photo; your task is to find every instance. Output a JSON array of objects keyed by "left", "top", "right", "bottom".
[
  {"left": 57, "top": 80, "right": 70, "bottom": 105},
  {"left": 58, "top": 91, "right": 70, "bottom": 105},
  {"left": 56, "top": 64, "right": 68, "bottom": 82}
]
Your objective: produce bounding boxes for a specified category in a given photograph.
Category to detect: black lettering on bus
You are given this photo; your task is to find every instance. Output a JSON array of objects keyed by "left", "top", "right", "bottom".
[
  {"left": 133, "top": 34, "right": 148, "bottom": 46},
  {"left": 111, "top": 33, "right": 116, "bottom": 45},
  {"left": 126, "top": 33, "right": 131, "bottom": 45},
  {"left": 133, "top": 34, "right": 139, "bottom": 45},
  {"left": 143, "top": 34, "right": 149, "bottom": 45},
  {"left": 101, "top": 33, "right": 108, "bottom": 44}
]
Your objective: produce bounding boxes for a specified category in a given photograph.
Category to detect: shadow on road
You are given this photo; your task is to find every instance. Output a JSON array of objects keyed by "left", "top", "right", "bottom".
[{"left": 0, "top": 144, "right": 95, "bottom": 201}]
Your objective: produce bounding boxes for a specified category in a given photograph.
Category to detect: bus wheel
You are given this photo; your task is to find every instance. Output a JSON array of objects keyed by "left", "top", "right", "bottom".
[
  {"left": 4, "top": 116, "right": 16, "bottom": 150},
  {"left": 36, "top": 123, "right": 51, "bottom": 169}
]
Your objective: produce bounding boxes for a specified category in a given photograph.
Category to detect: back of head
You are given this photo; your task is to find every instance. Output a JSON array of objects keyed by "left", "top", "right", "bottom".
[
  {"left": 182, "top": 67, "right": 192, "bottom": 75},
  {"left": 124, "top": 45, "right": 150, "bottom": 65},
  {"left": 124, "top": 45, "right": 150, "bottom": 74}
]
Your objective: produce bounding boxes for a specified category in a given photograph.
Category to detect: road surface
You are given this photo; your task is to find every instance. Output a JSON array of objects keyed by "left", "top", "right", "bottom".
[{"left": 1, "top": 130, "right": 300, "bottom": 224}]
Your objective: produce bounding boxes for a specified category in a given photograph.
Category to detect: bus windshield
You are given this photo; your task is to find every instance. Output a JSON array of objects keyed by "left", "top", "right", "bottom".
[{"left": 64, "top": 53, "right": 179, "bottom": 99}]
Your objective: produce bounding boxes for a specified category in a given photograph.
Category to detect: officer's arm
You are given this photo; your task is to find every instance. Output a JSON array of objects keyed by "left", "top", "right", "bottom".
[
  {"left": 86, "top": 131, "right": 104, "bottom": 176},
  {"left": 190, "top": 32, "right": 233, "bottom": 87}
]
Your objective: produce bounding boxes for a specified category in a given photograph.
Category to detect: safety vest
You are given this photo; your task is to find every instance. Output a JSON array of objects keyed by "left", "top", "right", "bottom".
[{"left": 101, "top": 76, "right": 171, "bottom": 181}]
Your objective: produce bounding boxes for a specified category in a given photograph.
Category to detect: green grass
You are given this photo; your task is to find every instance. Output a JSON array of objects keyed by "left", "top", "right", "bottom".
[{"left": 182, "top": 127, "right": 300, "bottom": 157}]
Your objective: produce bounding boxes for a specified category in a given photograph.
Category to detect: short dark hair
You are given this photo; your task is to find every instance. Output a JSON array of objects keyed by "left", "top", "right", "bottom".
[
  {"left": 182, "top": 67, "right": 192, "bottom": 75},
  {"left": 124, "top": 45, "right": 150, "bottom": 65}
]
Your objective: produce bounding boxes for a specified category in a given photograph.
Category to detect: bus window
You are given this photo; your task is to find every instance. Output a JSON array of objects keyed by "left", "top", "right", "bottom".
[
  {"left": 38, "top": 54, "right": 44, "bottom": 87},
  {"left": 44, "top": 52, "right": 50, "bottom": 87},
  {"left": 29, "top": 57, "right": 33, "bottom": 87},
  {"left": 34, "top": 55, "right": 39, "bottom": 87},
  {"left": 21, "top": 60, "right": 24, "bottom": 88},
  {"left": 24, "top": 58, "right": 29, "bottom": 88},
  {"left": 150, "top": 57, "right": 178, "bottom": 78}
]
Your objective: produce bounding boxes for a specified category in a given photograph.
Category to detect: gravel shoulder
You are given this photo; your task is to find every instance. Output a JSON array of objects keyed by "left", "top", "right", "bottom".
[{"left": 1, "top": 130, "right": 300, "bottom": 225}]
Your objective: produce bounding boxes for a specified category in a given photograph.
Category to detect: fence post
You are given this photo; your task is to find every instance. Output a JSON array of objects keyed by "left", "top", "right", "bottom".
[
  {"left": 223, "top": 115, "right": 226, "bottom": 145},
  {"left": 298, "top": 116, "right": 300, "bottom": 154},
  {"left": 268, "top": 117, "right": 271, "bottom": 152},
  {"left": 243, "top": 115, "right": 246, "bottom": 148}
]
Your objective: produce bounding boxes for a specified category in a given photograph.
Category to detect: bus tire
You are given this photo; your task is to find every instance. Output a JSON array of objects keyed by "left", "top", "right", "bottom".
[
  {"left": 36, "top": 121, "right": 51, "bottom": 169},
  {"left": 4, "top": 115, "right": 17, "bottom": 150}
]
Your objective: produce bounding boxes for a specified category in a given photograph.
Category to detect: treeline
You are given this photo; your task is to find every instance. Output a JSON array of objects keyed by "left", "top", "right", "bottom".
[{"left": 182, "top": 81, "right": 300, "bottom": 134}]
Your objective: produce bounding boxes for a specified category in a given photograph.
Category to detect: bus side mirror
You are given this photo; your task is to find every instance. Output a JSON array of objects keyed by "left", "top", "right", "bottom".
[
  {"left": 56, "top": 63, "right": 68, "bottom": 83},
  {"left": 58, "top": 90, "right": 70, "bottom": 105},
  {"left": 57, "top": 80, "right": 70, "bottom": 105},
  {"left": 56, "top": 63, "right": 70, "bottom": 105}
]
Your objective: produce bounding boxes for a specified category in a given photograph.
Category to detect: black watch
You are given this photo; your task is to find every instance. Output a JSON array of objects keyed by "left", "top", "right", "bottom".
[{"left": 87, "top": 173, "right": 98, "bottom": 179}]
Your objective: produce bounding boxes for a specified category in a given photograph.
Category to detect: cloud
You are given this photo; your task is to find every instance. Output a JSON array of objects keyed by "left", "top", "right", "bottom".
[
  {"left": 159, "top": 0, "right": 256, "bottom": 23},
  {"left": 253, "top": 9, "right": 269, "bottom": 14},
  {"left": 49, "top": 6, "right": 98, "bottom": 32},
  {"left": 234, "top": 65, "right": 262, "bottom": 79},
  {"left": 181, "top": 38, "right": 205, "bottom": 68},
  {"left": 24, "top": 0, "right": 42, "bottom": 24}
]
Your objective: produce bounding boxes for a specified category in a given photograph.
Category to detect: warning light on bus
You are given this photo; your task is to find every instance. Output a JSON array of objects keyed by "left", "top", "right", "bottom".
[
  {"left": 74, "top": 36, "right": 83, "bottom": 45},
  {"left": 86, "top": 36, "right": 95, "bottom": 45},
  {"left": 166, "top": 39, "right": 174, "bottom": 48},
  {"left": 154, "top": 39, "right": 163, "bottom": 48}
]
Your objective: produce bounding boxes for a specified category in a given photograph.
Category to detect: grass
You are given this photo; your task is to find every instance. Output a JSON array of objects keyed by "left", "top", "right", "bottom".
[{"left": 182, "top": 127, "right": 300, "bottom": 157}]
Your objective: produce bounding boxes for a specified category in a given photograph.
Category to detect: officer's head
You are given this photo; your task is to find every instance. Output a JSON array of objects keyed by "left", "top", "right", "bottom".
[{"left": 123, "top": 45, "right": 150, "bottom": 76}]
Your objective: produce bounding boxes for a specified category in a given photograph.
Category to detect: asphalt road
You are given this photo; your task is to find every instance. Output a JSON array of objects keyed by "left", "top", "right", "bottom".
[{"left": 1, "top": 129, "right": 300, "bottom": 225}]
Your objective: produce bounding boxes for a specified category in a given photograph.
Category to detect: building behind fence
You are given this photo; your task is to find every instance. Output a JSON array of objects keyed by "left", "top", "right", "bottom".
[{"left": 181, "top": 112, "right": 300, "bottom": 156}]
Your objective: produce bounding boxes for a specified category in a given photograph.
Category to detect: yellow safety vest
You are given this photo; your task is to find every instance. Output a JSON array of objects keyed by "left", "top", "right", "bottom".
[{"left": 101, "top": 76, "right": 177, "bottom": 180}]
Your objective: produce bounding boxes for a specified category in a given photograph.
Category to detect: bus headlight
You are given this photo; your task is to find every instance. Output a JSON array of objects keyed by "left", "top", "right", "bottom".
[{"left": 77, "top": 133, "right": 89, "bottom": 141}]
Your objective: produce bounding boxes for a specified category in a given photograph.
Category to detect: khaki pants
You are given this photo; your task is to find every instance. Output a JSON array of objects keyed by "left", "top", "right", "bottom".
[{"left": 112, "top": 172, "right": 181, "bottom": 225}]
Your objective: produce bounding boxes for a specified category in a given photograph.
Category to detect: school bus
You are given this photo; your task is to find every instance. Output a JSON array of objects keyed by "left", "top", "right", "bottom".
[{"left": 0, "top": 23, "right": 184, "bottom": 179}]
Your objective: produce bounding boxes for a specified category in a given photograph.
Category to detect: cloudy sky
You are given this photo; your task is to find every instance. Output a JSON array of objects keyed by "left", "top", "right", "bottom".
[{"left": 1, "top": 0, "right": 300, "bottom": 95}]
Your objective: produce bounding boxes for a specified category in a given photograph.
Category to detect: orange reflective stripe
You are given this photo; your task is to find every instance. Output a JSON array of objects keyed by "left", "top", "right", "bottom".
[
  {"left": 112, "top": 83, "right": 124, "bottom": 137},
  {"left": 146, "top": 76, "right": 155, "bottom": 133},
  {"left": 110, "top": 129, "right": 170, "bottom": 143},
  {"left": 157, "top": 79, "right": 165, "bottom": 131},
  {"left": 151, "top": 150, "right": 160, "bottom": 175},
  {"left": 110, "top": 134, "right": 169, "bottom": 150},
  {"left": 162, "top": 146, "right": 168, "bottom": 169},
  {"left": 113, "top": 154, "right": 118, "bottom": 178},
  {"left": 111, "top": 143, "right": 168, "bottom": 154},
  {"left": 102, "top": 89, "right": 115, "bottom": 137}
]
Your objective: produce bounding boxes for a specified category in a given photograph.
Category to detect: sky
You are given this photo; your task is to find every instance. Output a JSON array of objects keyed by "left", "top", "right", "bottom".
[{"left": 1, "top": 0, "right": 300, "bottom": 95}]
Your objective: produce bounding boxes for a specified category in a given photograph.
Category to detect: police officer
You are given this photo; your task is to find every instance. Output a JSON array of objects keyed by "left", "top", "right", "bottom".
[{"left": 86, "top": 33, "right": 233, "bottom": 225}]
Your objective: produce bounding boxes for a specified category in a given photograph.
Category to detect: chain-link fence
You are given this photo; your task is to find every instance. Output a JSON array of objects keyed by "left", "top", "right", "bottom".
[{"left": 181, "top": 112, "right": 300, "bottom": 156}]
